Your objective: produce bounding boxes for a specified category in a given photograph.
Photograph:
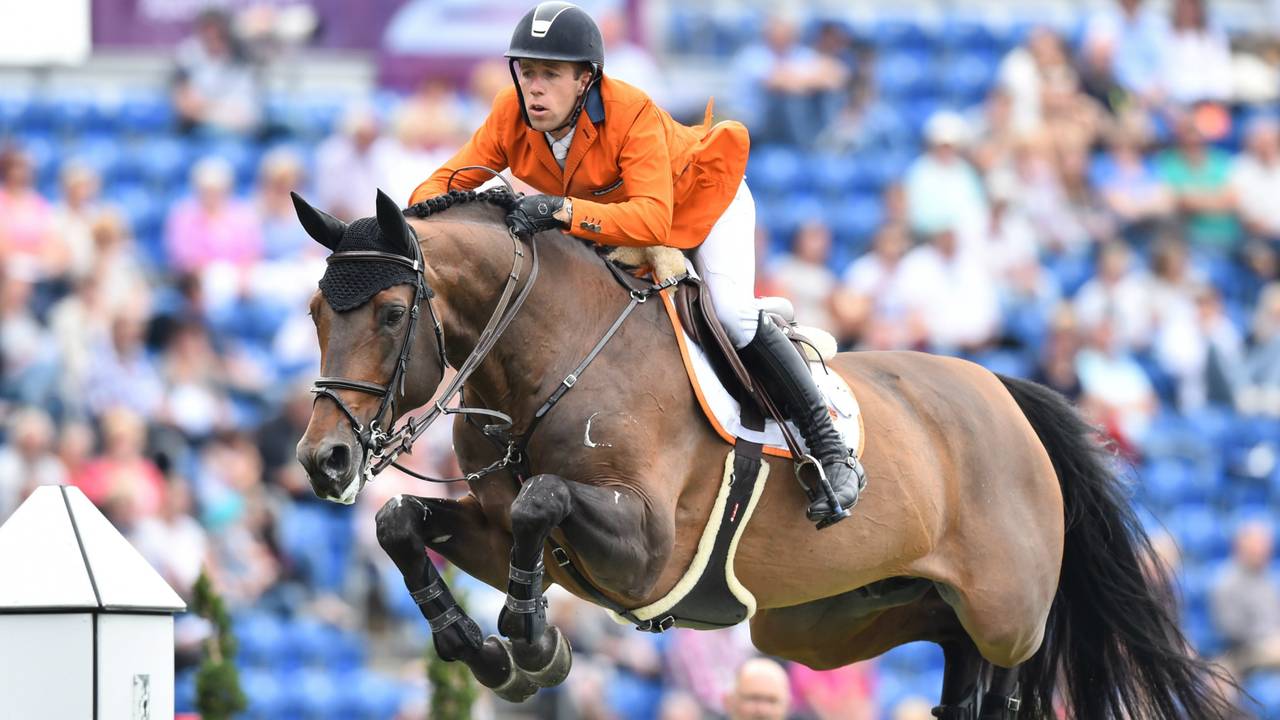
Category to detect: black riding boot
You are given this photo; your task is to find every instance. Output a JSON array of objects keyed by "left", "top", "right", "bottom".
[{"left": 738, "top": 317, "right": 865, "bottom": 529}]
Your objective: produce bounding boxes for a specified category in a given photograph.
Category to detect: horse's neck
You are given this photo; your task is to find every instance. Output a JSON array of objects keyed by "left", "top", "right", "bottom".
[{"left": 424, "top": 221, "right": 620, "bottom": 428}]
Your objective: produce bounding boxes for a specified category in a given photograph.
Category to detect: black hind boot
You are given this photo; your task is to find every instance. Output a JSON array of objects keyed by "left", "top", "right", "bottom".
[{"left": 738, "top": 316, "right": 865, "bottom": 528}]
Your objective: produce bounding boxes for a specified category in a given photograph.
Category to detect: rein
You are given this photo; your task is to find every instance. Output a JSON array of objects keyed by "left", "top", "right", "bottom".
[{"left": 315, "top": 206, "right": 685, "bottom": 488}]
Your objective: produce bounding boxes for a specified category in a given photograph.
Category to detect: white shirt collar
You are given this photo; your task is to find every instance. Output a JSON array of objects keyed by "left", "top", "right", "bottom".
[{"left": 545, "top": 127, "right": 575, "bottom": 168}]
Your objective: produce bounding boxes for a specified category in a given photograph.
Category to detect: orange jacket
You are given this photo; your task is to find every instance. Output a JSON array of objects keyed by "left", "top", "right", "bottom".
[{"left": 409, "top": 76, "right": 750, "bottom": 250}]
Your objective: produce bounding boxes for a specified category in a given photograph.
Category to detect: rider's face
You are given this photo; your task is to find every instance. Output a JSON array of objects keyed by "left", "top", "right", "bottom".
[{"left": 515, "top": 59, "right": 590, "bottom": 134}]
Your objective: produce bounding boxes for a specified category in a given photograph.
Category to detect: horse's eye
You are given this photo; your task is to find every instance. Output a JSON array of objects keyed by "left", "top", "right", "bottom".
[{"left": 386, "top": 308, "right": 406, "bottom": 326}]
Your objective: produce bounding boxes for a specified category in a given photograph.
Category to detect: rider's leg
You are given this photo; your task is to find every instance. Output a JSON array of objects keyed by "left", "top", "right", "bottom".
[{"left": 692, "top": 180, "right": 862, "bottom": 528}]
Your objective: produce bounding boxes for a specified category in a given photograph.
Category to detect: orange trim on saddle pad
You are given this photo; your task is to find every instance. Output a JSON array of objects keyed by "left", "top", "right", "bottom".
[{"left": 658, "top": 288, "right": 866, "bottom": 459}]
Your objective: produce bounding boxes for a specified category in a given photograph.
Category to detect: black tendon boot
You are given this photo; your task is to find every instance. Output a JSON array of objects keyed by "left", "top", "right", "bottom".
[{"left": 738, "top": 316, "right": 865, "bottom": 528}]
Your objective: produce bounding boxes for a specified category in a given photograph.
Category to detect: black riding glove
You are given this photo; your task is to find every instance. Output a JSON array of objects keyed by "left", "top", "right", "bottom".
[{"left": 507, "top": 194, "right": 566, "bottom": 238}]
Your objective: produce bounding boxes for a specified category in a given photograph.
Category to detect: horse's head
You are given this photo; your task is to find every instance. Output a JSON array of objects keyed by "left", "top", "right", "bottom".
[{"left": 293, "top": 190, "right": 447, "bottom": 503}]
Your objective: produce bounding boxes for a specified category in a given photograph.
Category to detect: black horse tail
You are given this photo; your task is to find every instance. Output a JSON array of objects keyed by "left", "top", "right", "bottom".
[{"left": 996, "top": 374, "right": 1234, "bottom": 720}]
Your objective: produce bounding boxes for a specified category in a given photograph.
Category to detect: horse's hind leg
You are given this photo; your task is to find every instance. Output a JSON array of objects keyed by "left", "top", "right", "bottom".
[{"left": 375, "top": 494, "right": 539, "bottom": 702}]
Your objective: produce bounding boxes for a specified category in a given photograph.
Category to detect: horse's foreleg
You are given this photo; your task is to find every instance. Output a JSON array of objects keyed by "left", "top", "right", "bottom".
[
  {"left": 497, "top": 473, "right": 575, "bottom": 680},
  {"left": 375, "top": 494, "right": 538, "bottom": 701}
]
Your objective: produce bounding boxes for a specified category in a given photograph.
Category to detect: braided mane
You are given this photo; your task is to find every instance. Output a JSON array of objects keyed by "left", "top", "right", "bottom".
[{"left": 403, "top": 188, "right": 518, "bottom": 220}]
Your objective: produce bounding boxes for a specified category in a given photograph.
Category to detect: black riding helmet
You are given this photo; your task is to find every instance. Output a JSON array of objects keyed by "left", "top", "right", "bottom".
[{"left": 505, "top": 2, "right": 604, "bottom": 130}]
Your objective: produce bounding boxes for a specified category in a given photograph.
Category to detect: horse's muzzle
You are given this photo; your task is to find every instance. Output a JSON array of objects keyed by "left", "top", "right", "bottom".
[{"left": 297, "top": 437, "right": 364, "bottom": 504}]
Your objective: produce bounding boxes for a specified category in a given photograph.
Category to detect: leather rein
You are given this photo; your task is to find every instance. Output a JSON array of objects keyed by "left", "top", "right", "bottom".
[{"left": 311, "top": 205, "right": 685, "bottom": 488}]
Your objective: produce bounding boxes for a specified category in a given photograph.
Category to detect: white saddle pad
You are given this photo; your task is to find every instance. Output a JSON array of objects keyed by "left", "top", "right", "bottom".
[{"left": 659, "top": 290, "right": 864, "bottom": 458}]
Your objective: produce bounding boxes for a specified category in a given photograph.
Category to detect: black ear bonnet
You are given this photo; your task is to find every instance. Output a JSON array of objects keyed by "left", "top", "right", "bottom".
[{"left": 317, "top": 217, "right": 422, "bottom": 312}]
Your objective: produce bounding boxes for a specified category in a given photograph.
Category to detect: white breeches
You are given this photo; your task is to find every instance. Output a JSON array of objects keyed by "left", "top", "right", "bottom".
[{"left": 691, "top": 179, "right": 759, "bottom": 349}]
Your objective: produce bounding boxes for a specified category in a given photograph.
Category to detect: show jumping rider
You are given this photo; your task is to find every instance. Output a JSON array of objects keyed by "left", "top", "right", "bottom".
[{"left": 409, "top": 1, "right": 863, "bottom": 528}]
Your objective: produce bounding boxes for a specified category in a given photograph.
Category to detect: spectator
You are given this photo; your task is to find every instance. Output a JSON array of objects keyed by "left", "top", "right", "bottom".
[
  {"left": 84, "top": 306, "right": 164, "bottom": 418},
  {"left": 832, "top": 223, "right": 911, "bottom": 348},
  {"left": 171, "top": 9, "right": 261, "bottom": 135},
  {"left": 1073, "top": 240, "right": 1154, "bottom": 352},
  {"left": 314, "top": 103, "right": 388, "bottom": 221},
  {"left": 1001, "top": 132, "right": 1092, "bottom": 256},
  {"left": 668, "top": 626, "right": 758, "bottom": 716},
  {"left": 968, "top": 89, "right": 1018, "bottom": 175},
  {"left": 657, "top": 691, "right": 705, "bottom": 720},
  {"left": 731, "top": 12, "right": 849, "bottom": 147},
  {"left": 997, "top": 27, "right": 1075, "bottom": 133},
  {"left": 379, "top": 100, "right": 463, "bottom": 206},
  {"left": 1156, "top": 113, "right": 1240, "bottom": 254},
  {"left": 72, "top": 406, "right": 167, "bottom": 521},
  {"left": 1239, "top": 283, "right": 1280, "bottom": 415},
  {"left": 131, "top": 478, "right": 208, "bottom": 597},
  {"left": 1095, "top": 120, "right": 1175, "bottom": 240},
  {"left": 254, "top": 148, "right": 311, "bottom": 261},
  {"left": 904, "top": 112, "right": 987, "bottom": 239},
  {"left": 51, "top": 161, "right": 103, "bottom": 282},
  {"left": 788, "top": 662, "right": 876, "bottom": 720},
  {"left": 724, "top": 657, "right": 791, "bottom": 720},
  {"left": 891, "top": 697, "right": 936, "bottom": 720},
  {"left": 1231, "top": 115, "right": 1280, "bottom": 240},
  {"left": 88, "top": 209, "right": 150, "bottom": 314},
  {"left": 0, "top": 271, "right": 59, "bottom": 408},
  {"left": 598, "top": 8, "right": 670, "bottom": 110},
  {"left": 158, "top": 321, "right": 230, "bottom": 442},
  {"left": 1161, "top": 0, "right": 1233, "bottom": 106},
  {"left": 0, "top": 146, "right": 59, "bottom": 284},
  {"left": 893, "top": 227, "right": 1001, "bottom": 353},
  {"left": 1077, "top": 26, "right": 1129, "bottom": 116},
  {"left": 1076, "top": 315, "right": 1158, "bottom": 451},
  {"left": 1155, "top": 284, "right": 1242, "bottom": 411},
  {"left": 1033, "top": 304, "right": 1084, "bottom": 400},
  {"left": 0, "top": 406, "right": 66, "bottom": 521},
  {"left": 771, "top": 220, "right": 838, "bottom": 333},
  {"left": 1083, "top": 0, "right": 1171, "bottom": 102},
  {"left": 1210, "top": 521, "right": 1280, "bottom": 678},
  {"left": 164, "top": 157, "right": 263, "bottom": 274}
]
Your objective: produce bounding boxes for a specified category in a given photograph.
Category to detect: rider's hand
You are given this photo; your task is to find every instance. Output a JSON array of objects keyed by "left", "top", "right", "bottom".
[{"left": 506, "top": 194, "right": 567, "bottom": 238}]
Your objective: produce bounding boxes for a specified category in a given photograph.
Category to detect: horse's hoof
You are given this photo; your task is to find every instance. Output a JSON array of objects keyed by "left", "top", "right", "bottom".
[
  {"left": 482, "top": 634, "right": 539, "bottom": 703},
  {"left": 523, "top": 626, "right": 573, "bottom": 688}
]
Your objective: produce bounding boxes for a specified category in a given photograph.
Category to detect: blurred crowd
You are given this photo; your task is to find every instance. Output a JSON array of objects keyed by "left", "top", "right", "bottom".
[{"left": 3, "top": 0, "right": 1280, "bottom": 717}]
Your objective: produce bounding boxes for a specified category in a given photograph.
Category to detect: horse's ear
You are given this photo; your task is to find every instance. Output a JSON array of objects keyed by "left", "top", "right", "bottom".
[
  {"left": 291, "top": 192, "right": 347, "bottom": 251},
  {"left": 375, "top": 188, "right": 416, "bottom": 257}
]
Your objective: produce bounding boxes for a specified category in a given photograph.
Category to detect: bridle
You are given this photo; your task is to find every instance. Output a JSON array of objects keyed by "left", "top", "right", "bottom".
[
  {"left": 311, "top": 197, "right": 540, "bottom": 486},
  {"left": 310, "top": 169, "right": 685, "bottom": 489}
]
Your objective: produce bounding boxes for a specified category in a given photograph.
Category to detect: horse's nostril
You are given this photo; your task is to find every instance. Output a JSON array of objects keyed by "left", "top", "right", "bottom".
[{"left": 322, "top": 444, "right": 351, "bottom": 476}]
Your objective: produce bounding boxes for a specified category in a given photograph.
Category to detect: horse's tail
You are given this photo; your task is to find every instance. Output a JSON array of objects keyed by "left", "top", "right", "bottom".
[{"left": 996, "top": 374, "right": 1234, "bottom": 720}]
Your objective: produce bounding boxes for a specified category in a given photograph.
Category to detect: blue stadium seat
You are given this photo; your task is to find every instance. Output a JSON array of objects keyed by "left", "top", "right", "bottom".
[
  {"left": 940, "top": 54, "right": 996, "bottom": 105},
  {"left": 810, "top": 154, "right": 860, "bottom": 197},
  {"left": 940, "top": 18, "right": 1003, "bottom": 53},
  {"left": 240, "top": 668, "right": 286, "bottom": 720},
  {"left": 137, "top": 137, "right": 190, "bottom": 189},
  {"left": 45, "top": 95, "right": 98, "bottom": 136},
  {"left": 175, "top": 668, "right": 197, "bottom": 714},
  {"left": 285, "top": 668, "right": 342, "bottom": 720},
  {"left": 1244, "top": 671, "right": 1280, "bottom": 719},
  {"left": 118, "top": 92, "right": 174, "bottom": 134},
  {"left": 1165, "top": 505, "right": 1229, "bottom": 564},
  {"left": 1141, "top": 458, "right": 1198, "bottom": 510},
  {"left": 871, "top": 19, "right": 937, "bottom": 52},
  {"left": 972, "top": 349, "right": 1034, "bottom": 379},
  {"left": 825, "top": 193, "right": 883, "bottom": 245},
  {"left": 748, "top": 146, "right": 806, "bottom": 197},
  {"left": 235, "top": 613, "right": 290, "bottom": 669},
  {"left": 875, "top": 52, "right": 931, "bottom": 99},
  {"left": 879, "top": 641, "right": 944, "bottom": 674},
  {"left": 334, "top": 670, "right": 403, "bottom": 720}
]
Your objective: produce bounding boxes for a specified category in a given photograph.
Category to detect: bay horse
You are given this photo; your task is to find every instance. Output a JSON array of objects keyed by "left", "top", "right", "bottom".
[{"left": 293, "top": 188, "right": 1232, "bottom": 718}]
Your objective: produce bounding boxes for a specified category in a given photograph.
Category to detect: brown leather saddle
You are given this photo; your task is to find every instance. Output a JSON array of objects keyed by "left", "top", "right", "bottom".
[{"left": 672, "top": 275, "right": 761, "bottom": 406}]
